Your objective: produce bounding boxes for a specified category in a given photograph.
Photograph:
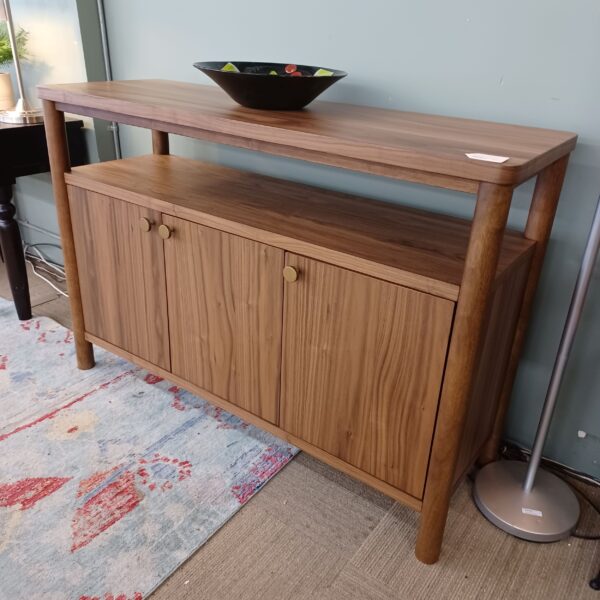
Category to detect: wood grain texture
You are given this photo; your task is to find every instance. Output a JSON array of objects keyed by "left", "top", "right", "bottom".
[
  {"left": 54, "top": 101, "right": 479, "bottom": 193},
  {"left": 152, "top": 130, "right": 169, "bottom": 155},
  {"left": 163, "top": 215, "right": 284, "bottom": 424},
  {"left": 83, "top": 330, "right": 422, "bottom": 511},
  {"left": 453, "top": 251, "right": 531, "bottom": 483},
  {"left": 37, "top": 80, "right": 576, "bottom": 187},
  {"left": 281, "top": 254, "right": 454, "bottom": 499},
  {"left": 41, "top": 100, "right": 94, "bottom": 369},
  {"left": 479, "top": 156, "right": 569, "bottom": 464},
  {"left": 416, "top": 182, "right": 513, "bottom": 564},
  {"left": 64, "top": 155, "right": 535, "bottom": 300},
  {"left": 68, "top": 187, "right": 170, "bottom": 369}
]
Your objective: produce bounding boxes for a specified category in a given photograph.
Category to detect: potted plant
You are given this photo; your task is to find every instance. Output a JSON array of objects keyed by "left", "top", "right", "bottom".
[{"left": 0, "top": 22, "right": 28, "bottom": 110}]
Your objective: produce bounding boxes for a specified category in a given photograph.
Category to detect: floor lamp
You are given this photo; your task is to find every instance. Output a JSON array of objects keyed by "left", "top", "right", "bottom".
[
  {"left": 474, "top": 192, "right": 600, "bottom": 541},
  {"left": 0, "top": 0, "right": 43, "bottom": 123}
]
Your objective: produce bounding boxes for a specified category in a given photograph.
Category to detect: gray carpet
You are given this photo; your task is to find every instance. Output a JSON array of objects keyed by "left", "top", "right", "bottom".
[{"left": 150, "top": 453, "right": 599, "bottom": 600}]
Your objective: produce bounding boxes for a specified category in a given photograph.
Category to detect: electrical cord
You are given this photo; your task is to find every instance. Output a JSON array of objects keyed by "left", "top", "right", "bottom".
[
  {"left": 24, "top": 243, "right": 66, "bottom": 273},
  {"left": 23, "top": 243, "right": 69, "bottom": 298},
  {"left": 25, "top": 258, "right": 68, "bottom": 298},
  {"left": 25, "top": 253, "right": 66, "bottom": 282},
  {"left": 548, "top": 469, "right": 600, "bottom": 540},
  {"left": 501, "top": 441, "right": 600, "bottom": 486}
]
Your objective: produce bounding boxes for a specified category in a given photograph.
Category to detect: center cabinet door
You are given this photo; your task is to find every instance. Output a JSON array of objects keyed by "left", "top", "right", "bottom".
[
  {"left": 162, "top": 216, "right": 284, "bottom": 424},
  {"left": 281, "top": 254, "right": 454, "bottom": 499}
]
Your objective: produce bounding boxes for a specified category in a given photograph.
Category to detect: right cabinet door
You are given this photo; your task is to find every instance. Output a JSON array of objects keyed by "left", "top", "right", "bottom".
[{"left": 281, "top": 254, "right": 454, "bottom": 498}]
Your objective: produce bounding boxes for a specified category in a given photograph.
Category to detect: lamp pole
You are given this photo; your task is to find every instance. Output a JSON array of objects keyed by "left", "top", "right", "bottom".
[{"left": 524, "top": 193, "right": 600, "bottom": 493}]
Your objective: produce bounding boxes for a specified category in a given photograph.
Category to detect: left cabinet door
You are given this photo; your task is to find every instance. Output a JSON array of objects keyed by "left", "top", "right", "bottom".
[{"left": 68, "top": 187, "right": 170, "bottom": 370}]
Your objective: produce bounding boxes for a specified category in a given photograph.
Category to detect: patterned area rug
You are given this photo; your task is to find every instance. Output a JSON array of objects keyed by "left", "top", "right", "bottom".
[{"left": 0, "top": 298, "right": 297, "bottom": 600}]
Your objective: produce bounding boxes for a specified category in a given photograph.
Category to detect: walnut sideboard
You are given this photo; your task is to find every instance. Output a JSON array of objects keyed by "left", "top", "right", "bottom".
[{"left": 37, "top": 80, "right": 576, "bottom": 564}]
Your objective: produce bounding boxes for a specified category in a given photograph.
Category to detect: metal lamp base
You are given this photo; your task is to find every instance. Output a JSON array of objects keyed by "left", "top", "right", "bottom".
[
  {"left": 473, "top": 460, "right": 580, "bottom": 542},
  {"left": 0, "top": 107, "right": 44, "bottom": 124}
]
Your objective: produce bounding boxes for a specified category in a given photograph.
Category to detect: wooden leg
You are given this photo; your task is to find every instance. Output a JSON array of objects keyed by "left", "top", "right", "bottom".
[
  {"left": 152, "top": 130, "right": 169, "bottom": 155},
  {"left": 42, "top": 99, "right": 95, "bottom": 370},
  {"left": 0, "top": 183, "right": 32, "bottom": 320},
  {"left": 415, "top": 182, "right": 513, "bottom": 564},
  {"left": 479, "top": 156, "right": 569, "bottom": 464}
]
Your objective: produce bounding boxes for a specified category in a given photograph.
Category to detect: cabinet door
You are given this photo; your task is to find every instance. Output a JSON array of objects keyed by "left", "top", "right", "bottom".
[
  {"left": 281, "top": 254, "right": 454, "bottom": 498},
  {"left": 69, "top": 187, "right": 170, "bottom": 369},
  {"left": 162, "top": 216, "right": 284, "bottom": 424}
]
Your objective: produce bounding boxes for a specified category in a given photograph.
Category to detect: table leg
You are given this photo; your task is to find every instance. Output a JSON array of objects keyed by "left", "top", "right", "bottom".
[
  {"left": 415, "top": 182, "right": 513, "bottom": 564},
  {"left": 42, "top": 99, "right": 95, "bottom": 370},
  {"left": 479, "top": 156, "right": 569, "bottom": 464},
  {"left": 152, "top": 130, "right": 170, "bottom": 155},
  {"left": 0, "top": 183, "right": 32, "bottom": 320}
]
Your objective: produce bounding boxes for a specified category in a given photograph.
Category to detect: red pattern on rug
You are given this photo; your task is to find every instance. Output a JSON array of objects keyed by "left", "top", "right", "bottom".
[
  {"left": 71, "top": 471, "right": 143, "bottom": 552},
  {"left": 0, "top": 477, "right": 71, "bottom": 510}
]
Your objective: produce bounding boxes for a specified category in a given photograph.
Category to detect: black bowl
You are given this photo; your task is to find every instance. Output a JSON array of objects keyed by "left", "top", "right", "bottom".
[{"left": 193, "top": 61, "right": 347, "bottom": 110}]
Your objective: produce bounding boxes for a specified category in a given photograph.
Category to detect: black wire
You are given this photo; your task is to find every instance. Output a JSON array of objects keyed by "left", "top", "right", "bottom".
[{"left": 546, "top": 465, "right": 600, "bottom": 540}]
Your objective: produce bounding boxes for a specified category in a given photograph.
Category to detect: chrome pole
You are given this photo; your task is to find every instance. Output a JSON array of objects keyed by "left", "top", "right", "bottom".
[
  {"left": 524, "top": 193, "right": 600, "bottom": 491},
  {"left": 2, "top": 0, "right": 25, "bottom": 102},
  {"left": 96, "top": 0, "right": 121, "bottom": 158}
]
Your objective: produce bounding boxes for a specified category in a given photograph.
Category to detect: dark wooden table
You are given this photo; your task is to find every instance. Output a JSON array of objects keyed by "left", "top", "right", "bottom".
[{"left": 0, "top": 118, "right": 86, "bottom": 319}]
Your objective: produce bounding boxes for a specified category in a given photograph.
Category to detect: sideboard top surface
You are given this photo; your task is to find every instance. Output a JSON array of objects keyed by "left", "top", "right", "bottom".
[
  {"left": 38, "top": 80, "right": 576, "bottom": 188},
  {"left": 65, "top": 154, "right": 534, "bottom": 300}
]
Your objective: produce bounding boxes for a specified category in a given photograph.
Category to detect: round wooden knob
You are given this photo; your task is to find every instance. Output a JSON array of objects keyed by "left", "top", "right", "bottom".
[
  {"left": 283, "top": 265, "right": 299, "bottom": 282},
  {"left": 158, "top": 224, "right": 173, "bottom": 240},
  {"left": 139, "top": 217, "right": 152, "bottom": 232}
]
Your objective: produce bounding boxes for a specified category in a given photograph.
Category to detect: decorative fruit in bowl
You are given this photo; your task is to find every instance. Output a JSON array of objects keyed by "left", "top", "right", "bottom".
[{"left": 193, "top": 61, "right": 347, "bottom": 110}]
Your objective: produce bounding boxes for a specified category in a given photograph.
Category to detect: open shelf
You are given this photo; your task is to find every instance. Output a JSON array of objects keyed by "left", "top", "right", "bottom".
[{"left": 66, "top": 154, "right": 534, "bottom": 301}]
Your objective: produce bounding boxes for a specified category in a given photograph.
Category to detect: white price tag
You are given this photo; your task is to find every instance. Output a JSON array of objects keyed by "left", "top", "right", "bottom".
[
  {"left": 522, "top": 507, "right": 543, "bottom": 517},
  {"left": 465, "top": 153, "right": 510, "bottom": 163}
]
